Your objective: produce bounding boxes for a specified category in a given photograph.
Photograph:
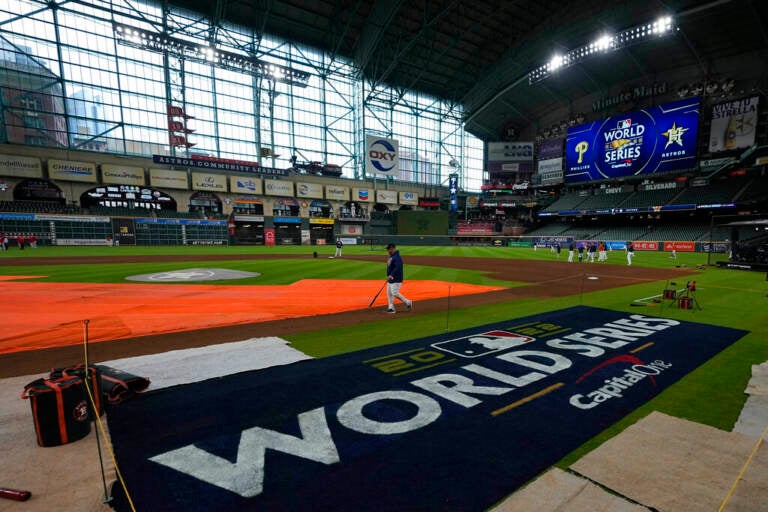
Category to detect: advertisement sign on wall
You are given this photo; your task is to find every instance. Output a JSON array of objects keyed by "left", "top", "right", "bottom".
[
  {"left": 264, "top": 179, "right": 294, "bottom": 196},
  {"left": 150, "top": 168, "right": 188, "bottom": 190},
  {"left": 664, "top": 241, "right": 695, "bottom": 252},
  {"left": 229, "top": 176, "right": 262, "bottom": 195},
  {"left": 487, "top": 142, "right": 534, "bottom": 161},
  {"left": 376, "top": 190, "right": 398, "bottom": 204},
  {"left": 632, "top": 241, "right": 659, "bottom": 251},
  {"left": 399, "top": 191, "right": 418, "bottom": 205},
  {"left": 102, "top": 164, "right": 145, "bottom": 186},
  {"left": 353, "top": 187, "right": 372, "bottom": 202},
  {"left": 192, "top": 172, "right": 227, "bottom": 192},
  {"left": 264, "top": 228, "right": 275, "bottom": 246},
  {"left": 365, "top": 135, "right": 399, "bottom": 177},
  {"left": 537, "top": 157, "right": 564, "bottom": 185},
  {"left": 296, "top": 182, "right": 323, "bottom": 199},
  {"left": 48, "top": 159, "right": 98, "bottom": 183},
  {"left": 708, "top": 96, "right": 759, "bottom": 153},
  {"left": 326, "top": 186, "right": 349, "bottom": 201},
  {"left": 0, "top": 155, "right": 42, "bottom": 178},
  {"left": 538, "top": 139, "right": 564, "bottom": 160},
  {"left": 565, "top": 97, "right": 700, "bottom": 183}
]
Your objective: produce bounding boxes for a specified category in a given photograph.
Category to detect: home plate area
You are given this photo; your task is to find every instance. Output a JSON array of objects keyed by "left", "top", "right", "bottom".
[{"left": 106, "top": 306, "right": 747, "bottom": 511}]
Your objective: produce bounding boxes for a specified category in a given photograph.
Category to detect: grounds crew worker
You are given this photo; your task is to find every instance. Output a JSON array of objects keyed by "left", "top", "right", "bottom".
[{"left": 386, "top": 243, "right": 413, "bottom": 314}]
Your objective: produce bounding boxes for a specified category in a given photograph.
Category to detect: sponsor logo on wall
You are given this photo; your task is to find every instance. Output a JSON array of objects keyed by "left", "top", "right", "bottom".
[{"left": 365, "top": 136, "right": 399, "bottom": 176}]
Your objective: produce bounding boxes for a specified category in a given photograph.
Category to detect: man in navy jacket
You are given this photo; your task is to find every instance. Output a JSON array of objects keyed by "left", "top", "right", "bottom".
[{"left": 386, "top": 243, "right": 413, "bottom": 314}]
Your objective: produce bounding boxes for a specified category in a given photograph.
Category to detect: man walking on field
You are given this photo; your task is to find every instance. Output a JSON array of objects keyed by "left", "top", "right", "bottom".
[{"left": 385, "top": 243, "right": 413, "bottom": 314}]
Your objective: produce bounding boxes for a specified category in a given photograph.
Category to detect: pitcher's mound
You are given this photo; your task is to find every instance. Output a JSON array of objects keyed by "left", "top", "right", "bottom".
[{"left": 126, "top": 268, "right": 260, "bottom": 282}]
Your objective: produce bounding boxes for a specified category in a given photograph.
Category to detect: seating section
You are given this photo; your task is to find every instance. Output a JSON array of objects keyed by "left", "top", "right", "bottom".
[
  {"left": 0, "top": 200, "right": 69, "bottom": 214},
  {"left": 620, "top": 188, "right": 680, "bottom": 208},
  {"left": 575, "top": 191, "right": 633, "bottom": 210},
  {"left": 525, "top": 222, "right": 571, "bottom": 236},
  {"left": 456, "top": 220, "right": 496, "bottom": 233},
  {"left": 671, "top": 179, "right": 747, "bottom": 205},
  {"left": 638, "top": 224, "right": 711, "bottom": 241},
  {"left": 737, "top": 176, "right": 768, "bottom": 203},
  {"left": 542, "top": 193, "right": 589, "bottom": 212},
  {"left": 595, "top": 226, "right": 651, "bottom": 241}
]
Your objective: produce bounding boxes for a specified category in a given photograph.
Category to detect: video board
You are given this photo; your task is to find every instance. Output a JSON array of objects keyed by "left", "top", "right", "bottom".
[{"left": 565, "top": 97, "right": 700, "bottom": 183}]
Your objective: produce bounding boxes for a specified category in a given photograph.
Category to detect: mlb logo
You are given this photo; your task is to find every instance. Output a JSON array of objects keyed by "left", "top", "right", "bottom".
[
  {"left": 432, "top": 330, "right": 535, "bottom": 358},
  {"left": 617, "top": 119, "right": 632, "bottom": 129}
]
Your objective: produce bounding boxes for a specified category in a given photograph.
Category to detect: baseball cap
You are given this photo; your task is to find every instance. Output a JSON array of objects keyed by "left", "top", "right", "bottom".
[{"left": 386, "top": 243, "right": 396, "bottom": 249}]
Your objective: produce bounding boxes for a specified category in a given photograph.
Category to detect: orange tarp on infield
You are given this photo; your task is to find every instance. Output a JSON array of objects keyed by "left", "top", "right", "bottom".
[{"left": 0, "top": 279, "right": 503, "bottom": 354}]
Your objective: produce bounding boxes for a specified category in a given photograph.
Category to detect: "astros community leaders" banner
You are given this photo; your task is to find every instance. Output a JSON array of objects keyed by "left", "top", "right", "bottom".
[{"left": 106, "top": 306, "right": 746, "bottom": 512}]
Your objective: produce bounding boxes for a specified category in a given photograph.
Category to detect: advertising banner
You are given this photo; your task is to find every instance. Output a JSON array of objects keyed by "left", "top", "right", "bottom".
[
  {"left": 102, "top": 164, "right": 145, "bottom": 186},
  {"left": 264, "top": 228, "right": 275, "bottom": 246},
  {"left": 365, "top": 135, "right": 399, "bottom": 177},
  {"left": 326, "top": 186, "right": 349, "bottom": 201},
  {"left": 264, "top": 179, "right": 294, "bottom": 196},
  {"left": 353, "top": 187, "right": 372, "bottom": 202},
  {"left": 709, "top": 96, "right": 759, "bottom": 153},
  {"left": 229, "top": 176, "right": 262, "bottom": 195},
  {"left": 565, "top": 97, "right": 700, "bottom": 183},
  {"left": 632, "top": 241, "right": 659, "bottom": 251},
  {"left": 192, "top": 172, "right": 227, "bottom": 192},
  {"left": 296, "top": 182, "right": 323, "bottom": 199},
  {"left": 538, "top": 139, "right": 564, "bottom": 160},
  {"left": 399, "top": 191, "right": 418, "bottom": 205},
  {"left": 376, "top": 190, "right": 397, "bottom": 204},
  {"left": 664, "top": 241, "right": 695, "bottom": 252},
  {"left": 111, "top": 217, "right": 136, "bottom": 246},
  {"left": 0, "top": 155, "right": 42, "bottom": 178},
  {"left": 537, "top": 157, "right": 564, "bottom": 185},
  {"left": 487, "top": 142, "right": 534, "bottom": 162},
  {"left": 150, "top": 168, "right": 188, "bottom": 190},
  {"left": 48, "top": 159, "right": 97, "bottom": 183}
]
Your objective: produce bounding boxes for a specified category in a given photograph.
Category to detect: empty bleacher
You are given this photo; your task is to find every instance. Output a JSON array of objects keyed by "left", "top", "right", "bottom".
[
  {"left": 541, "top": 192, "right": 589, "bottom": 212},
  {"left": 671, "top": 179, "right": 748, "bottom": 206},
  {"left": 0, "top": 200, "right": 68, "bottom": 214},
  {"left": 524, "top": 222, "right": 571, "bottom": 236},
  {"left": 620, "top": 188, "right": 680, "bottom": 208},
  {"left": 637, "top": 224, "right": 711, "bottom": 241},
  {"left": 575, "top": 191, "right": 633, "bottom": 210}
]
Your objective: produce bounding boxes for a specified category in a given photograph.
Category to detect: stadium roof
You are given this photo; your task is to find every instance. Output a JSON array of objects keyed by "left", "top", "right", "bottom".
[{"left": 173, "top": 0, "right": 768, "bottom": 140}]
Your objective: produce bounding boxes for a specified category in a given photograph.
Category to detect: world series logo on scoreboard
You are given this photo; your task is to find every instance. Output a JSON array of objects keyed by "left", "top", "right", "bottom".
[{"left": 565, "top": 97, "right": 700, "bottom": 183}]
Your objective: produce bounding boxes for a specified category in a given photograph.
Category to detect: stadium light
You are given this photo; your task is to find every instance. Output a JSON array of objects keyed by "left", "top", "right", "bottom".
[
  {"left": 528, "top": 15, "right": 677, "bottom": 84},
  {"left": 113, "top": 22, "right": 311, "bottom": 87}
]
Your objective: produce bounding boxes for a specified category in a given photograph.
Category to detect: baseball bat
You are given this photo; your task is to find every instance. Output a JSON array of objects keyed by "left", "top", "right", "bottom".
[
  {"left": 0, "top": 487, "right": 32, "bottom": 501},
  {"left": 368, "top": 281, "right": 387, "bottom": 307}
]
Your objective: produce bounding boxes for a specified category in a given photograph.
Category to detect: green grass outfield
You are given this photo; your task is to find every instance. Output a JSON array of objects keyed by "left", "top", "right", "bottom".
[{"left": 2, "top": 244, "right": 767, "bottom": 474}]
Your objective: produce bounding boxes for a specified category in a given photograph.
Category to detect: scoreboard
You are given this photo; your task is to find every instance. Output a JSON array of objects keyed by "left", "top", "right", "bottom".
[{"left": 565, "top": 97, "right": 700, "bottom": 183}]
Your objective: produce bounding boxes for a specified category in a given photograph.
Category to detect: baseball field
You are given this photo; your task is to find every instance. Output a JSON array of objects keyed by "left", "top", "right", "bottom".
[{"left": 1, "top": 243, "right": 766, "bottom": 509}]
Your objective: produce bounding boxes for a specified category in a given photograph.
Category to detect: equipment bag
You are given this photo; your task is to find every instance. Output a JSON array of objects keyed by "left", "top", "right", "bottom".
[
  {"left": 50, "top": 364, "right": 104, "bottom": 417},
  {"left": 93, "top": 365, "right": 150, "bottom": 405},
  {"left": 21, "top": 377, "right": 91, "bottom": 447}
]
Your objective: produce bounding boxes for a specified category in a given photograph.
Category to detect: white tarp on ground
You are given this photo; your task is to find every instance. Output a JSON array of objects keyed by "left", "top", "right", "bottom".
[
  {"left": 101, "top": 337, "right": 311, "bottom": 390},
  {"left": 492, "top": 467, "right": 649, "bottom": 512},
  {"left": 570, "top": 411, "right": 768, "bottom": 512}
]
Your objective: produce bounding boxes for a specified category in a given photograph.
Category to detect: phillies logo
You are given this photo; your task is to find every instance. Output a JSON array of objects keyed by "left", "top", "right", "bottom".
[{"left": 368, "top": 139, "right": 397, "bottom": 172}]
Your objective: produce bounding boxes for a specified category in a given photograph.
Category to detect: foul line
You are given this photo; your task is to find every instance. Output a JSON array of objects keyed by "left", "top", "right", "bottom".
[
  {"left": 630, "top": 342, "right": 655, "bottom": 353},
  {"left": 491, "top": 382, "right": 565, "bottom": 416}
]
